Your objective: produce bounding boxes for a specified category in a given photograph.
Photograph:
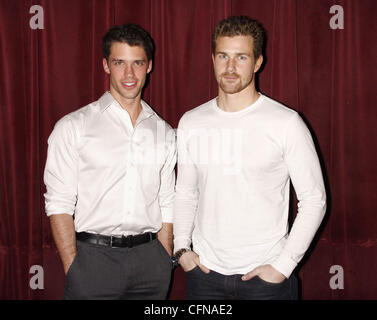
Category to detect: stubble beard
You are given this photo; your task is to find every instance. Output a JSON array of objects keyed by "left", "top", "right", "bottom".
[{"left": 218, "top": 72, "right": 254, "bottom": 95}]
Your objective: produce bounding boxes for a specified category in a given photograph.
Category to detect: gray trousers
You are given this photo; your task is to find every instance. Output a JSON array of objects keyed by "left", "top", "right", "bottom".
[{"left": 64, "top": 238, "right": 172, "bottom": 299}]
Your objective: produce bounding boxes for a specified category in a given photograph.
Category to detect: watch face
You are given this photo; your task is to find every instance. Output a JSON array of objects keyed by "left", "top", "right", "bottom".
[{"left": 171, "top": 256, "right": 179, "bottom": 267}]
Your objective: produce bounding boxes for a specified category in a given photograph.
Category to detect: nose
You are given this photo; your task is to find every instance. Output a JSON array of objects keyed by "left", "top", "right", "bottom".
[
  {"left": 226, "top": 58, "right": 235, "bottom": 73},
  {"left": 124, "top": 63, "right": 135, "bottom": 77}
]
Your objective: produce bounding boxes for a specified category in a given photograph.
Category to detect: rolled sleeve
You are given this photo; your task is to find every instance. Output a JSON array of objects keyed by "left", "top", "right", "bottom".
[{"left": 44, "top": 116, "right": 79, "bottom": 216}]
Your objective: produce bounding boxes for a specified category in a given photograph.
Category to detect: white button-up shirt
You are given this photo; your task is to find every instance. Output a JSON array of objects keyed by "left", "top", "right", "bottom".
[{"left": 44, "top": 92, "right": 176, "bottom": 236}]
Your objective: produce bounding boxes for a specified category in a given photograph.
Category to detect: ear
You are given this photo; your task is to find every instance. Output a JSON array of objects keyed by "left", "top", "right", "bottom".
[
  {"left": 212, "top": 53, "right": 215, "bottom": 65},
  {"left": 103, "top": 58, "right": 110, "bottom": 74},
  {"left": 254, "top": 55, "right": 263, "bottom": 73},
  {"left": 147, "top": 60, "right": 153, "bottom": 74}
]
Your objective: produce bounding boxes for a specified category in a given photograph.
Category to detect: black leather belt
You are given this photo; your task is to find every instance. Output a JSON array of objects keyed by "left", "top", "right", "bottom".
[{"left": 76, "top": 231, "right": 156, "bottom": 248}]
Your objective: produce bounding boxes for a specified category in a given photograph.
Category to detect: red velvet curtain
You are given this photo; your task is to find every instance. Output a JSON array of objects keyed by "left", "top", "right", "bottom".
[{"left": 0, "top": 0, "right": 376, "bottom": 299}]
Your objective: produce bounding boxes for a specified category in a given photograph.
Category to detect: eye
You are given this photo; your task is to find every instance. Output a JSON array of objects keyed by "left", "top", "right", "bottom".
[
  {"left": 113, "top": 60, "right": 123, "bottom": 66},
  {"left": 238, "top": 55, "right": 247, "bottom": 61},
  {"left": 218, "top": 53, "right": 228, "bottom": 60},
  {"left": 135, "top": 60, "right": 145, "bottom": 66}
]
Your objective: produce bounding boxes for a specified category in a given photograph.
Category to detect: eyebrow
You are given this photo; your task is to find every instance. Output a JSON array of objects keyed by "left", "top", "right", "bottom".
[
  {"left": 111, "top": 58, "right": 123, "bottom": 62},
  {"left": 110, "top": 58, "right": 147, "bottom": 63},
  {"left": 216, "top": 51, "right": 251, "bottom": 57}
]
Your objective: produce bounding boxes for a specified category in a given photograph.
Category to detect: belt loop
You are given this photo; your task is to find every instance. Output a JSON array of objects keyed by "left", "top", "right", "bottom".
[{"left": 149, "top": 232, "right": 152, "bottom": 241}]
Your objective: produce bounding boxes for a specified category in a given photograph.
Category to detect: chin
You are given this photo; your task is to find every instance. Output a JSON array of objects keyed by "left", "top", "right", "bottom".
[
  {"left": 119, "top": 87, "right": 141, "bottom": 99},
  {"left": 220, "top": 86, "right": 242, "bottom": 95}
]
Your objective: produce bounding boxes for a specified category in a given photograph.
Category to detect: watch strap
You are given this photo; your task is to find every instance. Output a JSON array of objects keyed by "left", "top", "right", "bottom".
[{"left": 174, "top": 248, "right": 190, "bottom": 262}]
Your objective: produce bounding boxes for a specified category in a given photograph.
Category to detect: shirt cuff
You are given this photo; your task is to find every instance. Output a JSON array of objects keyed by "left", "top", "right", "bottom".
[
  {"left": 161, "top": 207, "right": 173, "bottom": 223},
  {"left": 45, "top": 209, "right": 74, "bottom": 217},
  {"left": 45, "top": 201, "right": 75, "bottom": 216},
  {"left": 173, "top": 236, "right": 192, "bottom": 254},
  {"left": 270, "top": 251, "right": 298, "bottom": 279}
]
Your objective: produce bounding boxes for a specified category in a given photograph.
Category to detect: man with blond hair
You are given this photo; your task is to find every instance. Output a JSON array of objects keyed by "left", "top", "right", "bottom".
[{"left": 173, "top": 16, "right": 326, "bottom": 300}]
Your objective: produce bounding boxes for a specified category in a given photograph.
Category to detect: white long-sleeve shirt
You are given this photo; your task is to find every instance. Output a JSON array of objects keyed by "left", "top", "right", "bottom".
[
  {"left": 44, "top": 91, "right": 176, "bottom": 236},
  {"left": 173, "top": 94, "right": 326, "bottom": 278}
]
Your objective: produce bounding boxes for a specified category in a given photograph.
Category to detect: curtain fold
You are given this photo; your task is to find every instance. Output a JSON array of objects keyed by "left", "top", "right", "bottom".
[{"left": 0, "top": 0, "right": 376, "bottom": 299}]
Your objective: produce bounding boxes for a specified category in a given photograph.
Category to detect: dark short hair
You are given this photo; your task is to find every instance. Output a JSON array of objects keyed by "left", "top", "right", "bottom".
[
  {"left": 102, "top": 23, "right": 154, "bottom": 61},
  {"left": 212, "top": 16, "right": 266, "bottom": 59}
]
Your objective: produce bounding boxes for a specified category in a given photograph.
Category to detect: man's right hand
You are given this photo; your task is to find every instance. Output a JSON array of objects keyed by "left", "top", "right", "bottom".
[
  {"left": 179, "top": 250, "right": 210, "bottom": 274},
  {"left": 63, "top": 254, "right": 76, "bottom": 275},
  {"left": 49, "top": 214, "right": 77, "bottom": 276}
]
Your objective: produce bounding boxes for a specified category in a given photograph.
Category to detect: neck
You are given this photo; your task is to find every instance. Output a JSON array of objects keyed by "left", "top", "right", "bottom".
[
  {"left": 110, "top": 89, "right": 142, "bottom": 126},
  {"left": 217, "top": 84, "right": 260, "bottom": 112}
]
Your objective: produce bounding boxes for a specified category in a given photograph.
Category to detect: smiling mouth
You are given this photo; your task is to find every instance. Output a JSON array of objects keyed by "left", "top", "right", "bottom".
[{"left": 121, "top": 81, "right": 137, "bottom": 88}]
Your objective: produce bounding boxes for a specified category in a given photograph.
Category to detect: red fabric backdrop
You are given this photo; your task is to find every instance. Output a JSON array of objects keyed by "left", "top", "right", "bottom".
[{"left": 0, "top": 0, "right": 376, "bottom": 299}]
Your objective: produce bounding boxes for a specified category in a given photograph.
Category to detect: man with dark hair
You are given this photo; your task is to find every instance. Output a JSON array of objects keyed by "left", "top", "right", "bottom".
[
  {"left": 102, "top": 23, "right": 154, "bottom": 62},
  {"left": 173, "top": 16, "right": 326, "bottom": 300},
  {"left": 44, "top": 23, "right": 176, "bottom": 299}
]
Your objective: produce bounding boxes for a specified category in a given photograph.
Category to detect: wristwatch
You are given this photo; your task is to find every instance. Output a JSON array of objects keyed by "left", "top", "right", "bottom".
[{"left": 171, "top": 248, "right": 190, "bottom": 268}]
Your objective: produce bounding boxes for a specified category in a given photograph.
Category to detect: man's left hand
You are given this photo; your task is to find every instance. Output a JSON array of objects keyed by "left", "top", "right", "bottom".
[{"left": 241, "top": 264, "right": 286, "bottom": 283}]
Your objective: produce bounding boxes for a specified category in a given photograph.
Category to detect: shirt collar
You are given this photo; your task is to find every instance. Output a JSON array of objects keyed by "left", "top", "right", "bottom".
[
  {"left": 98, "top": 91, "right": 155, "bottom": 117},
  {"left": 98, "top": 91, "right": 114, "bottom": 112}
]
